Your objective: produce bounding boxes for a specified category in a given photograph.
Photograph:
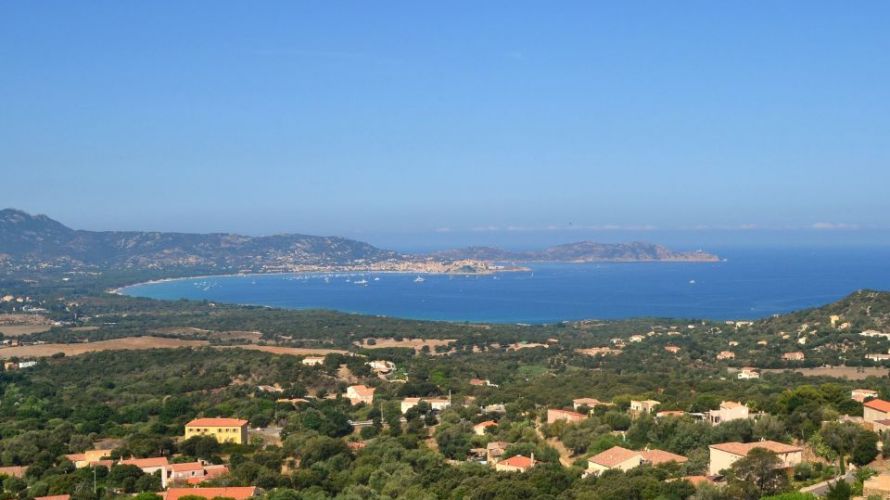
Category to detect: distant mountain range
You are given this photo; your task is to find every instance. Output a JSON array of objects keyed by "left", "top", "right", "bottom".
[
  {"left": 0, "top": 209, "right": 399, "bottom": 271},
  {"left": 0, "top": 209, "right": 718, "bottom": 272},
  {"left": 429, "top": 241, "right": 719, "bottom": 263}
]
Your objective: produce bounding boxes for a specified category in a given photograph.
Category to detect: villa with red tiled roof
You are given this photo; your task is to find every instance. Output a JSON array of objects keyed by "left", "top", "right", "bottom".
[
  {"left": 586, "top": 446, "right": 687, "bottom": 476},
  {"left": 640, "top": 449, "right": 688, "bottom": 466},
  {"left": 495, "top": 454, "right": 535, "bottom": 473},
  {"left": 0, "top": 466, "right": 27, "bottom": 478},
  {"left": 119, "top": 457, "right": 169, "bottom": 485},
  {"left": 708, "top": 440, "right": 802, "bottom": 476},
  {"left": 186, "top": 464, "right": 229, "bottom": 485},
  {"left": 345, "top": 385, "right": 375, "bottom": 406},
  {"left": 473, "top": 420, "right": 497, "bottom": 435},
  {"left": 864, "top": 399, "right": 890, "bottom": 423},
  {"left": 166, "top": 462, "right": 207, "bottom": 486}
]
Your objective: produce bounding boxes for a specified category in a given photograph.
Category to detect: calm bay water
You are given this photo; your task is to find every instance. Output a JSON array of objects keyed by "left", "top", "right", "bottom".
[{"left": 120, "top": 247, "right": 890, "bottom": 323}]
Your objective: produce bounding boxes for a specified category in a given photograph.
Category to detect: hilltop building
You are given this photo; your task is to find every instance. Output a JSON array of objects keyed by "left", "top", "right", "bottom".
[{"left": 184, "top": 418, "right": 249, "bottom": 445}]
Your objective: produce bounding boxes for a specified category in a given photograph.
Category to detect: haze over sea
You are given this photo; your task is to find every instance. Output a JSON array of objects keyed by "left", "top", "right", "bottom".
[{"left": 121, "top": 246, "right": 890, "bottom": 324}]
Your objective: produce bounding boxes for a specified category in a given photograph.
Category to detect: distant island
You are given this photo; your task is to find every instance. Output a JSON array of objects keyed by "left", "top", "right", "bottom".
[{"left": 0, "top": 208, "right": 718, "bottom": 276}]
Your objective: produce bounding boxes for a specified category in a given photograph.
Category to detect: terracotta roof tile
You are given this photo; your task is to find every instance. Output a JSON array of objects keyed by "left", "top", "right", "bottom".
[
  {"left": 710, "top": 440, "right": 802, "bottom": 456},
  {"left": 186, "top": 418, "right": 248, "bottom": 427},
  {"left": 588, "top": 446, "right": 641, "bottom": 467},
  {"left": 120, "top": 457, "right": 169, "bottom": 468},
  {"left": 865, "top": 399, "right": 890, "bottom": 413},
  {"left": 641, "top": 449, "right": 688, "bottom": 465},
  {"left": 163, "top": 487, "right": 256, "bottom": 500},
  {"left": 348, "top": 385, "right": 376, "bottom": 397},
  {"left": 169, "top": 462, "right": 205, "bottom": 472},
  {"left": 498, "top": 455, "right": 534, "bottom": 469}
]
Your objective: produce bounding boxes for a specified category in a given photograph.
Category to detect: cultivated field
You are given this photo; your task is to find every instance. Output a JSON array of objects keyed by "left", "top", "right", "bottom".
[
  {"left": 0, "top": 337, "right": 348, "bottom": 359},
  {"left": 761, "top": 366, "right": 890, "bottom": 380},
  {"left": 0, "top": 336, "right": 209, "bottom": 358},
  {"left": 0, "top": 314, "right": 53, "bottom": 336},
  {"left": 219, "top": 345, "right": 349, "bottom": 356},
  {"left": 152, "top": 327, "right": 264, "bottom": 342}
]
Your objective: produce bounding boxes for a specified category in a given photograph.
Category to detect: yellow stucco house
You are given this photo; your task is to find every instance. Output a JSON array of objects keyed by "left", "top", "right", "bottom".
[{"left": 184, "top": 418, "right": 249, "bottom": 444}]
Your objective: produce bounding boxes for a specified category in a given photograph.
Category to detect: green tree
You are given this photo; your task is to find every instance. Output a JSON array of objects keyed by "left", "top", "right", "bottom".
[
  {"left": 851, "top": 430, "right": 879, "bottom": 467},
  {"left": 726, "top": 448, "right": 790, "bottom": 500},
  {"left": 821, "top": 422, "right": 862, "bottom": 474},
  {"left": 825, "top": 479, "right": 852, "bottom": 500}
]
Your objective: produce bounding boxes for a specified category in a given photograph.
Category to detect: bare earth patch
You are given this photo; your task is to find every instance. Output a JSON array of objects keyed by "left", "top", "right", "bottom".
[
  {"left": 0, "top": 325, "right": 52, "bottom": 336},
  {"left": 576, "top": 347, "right": 622, "bottom": 357},
  {"left": 355, "top": 338, "right": 456, "bottom": 353},
  {"left": 0, "top": 336, "right": 209, "bottom": 358},
  {"left": 506, "top": 342, "right": 548, "bottom": 351},
  {"left": 760, "top": 366, "right": 890, "bottom": 380}
]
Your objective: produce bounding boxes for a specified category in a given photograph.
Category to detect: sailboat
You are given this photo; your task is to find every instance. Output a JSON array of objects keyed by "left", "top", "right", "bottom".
[{"left": 414, "top": 276, "right": 425, "bottom": 283}]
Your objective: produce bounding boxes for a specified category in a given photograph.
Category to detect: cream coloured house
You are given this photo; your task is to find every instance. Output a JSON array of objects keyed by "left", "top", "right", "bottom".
[
  {"left": 630, "top": 399, "right": 659, "bottom": 416},
  {"left": 707, "top": 401, "right": 749, "bottom": 425},
  {"left": 572, "top": 398, "right": 603, "bottom": 412},
  {"left": 708, "top": 441, "right": 802, "bottom": 476},
  {"left": 852, "top": 389, "right": 879, "bottom": 403}
]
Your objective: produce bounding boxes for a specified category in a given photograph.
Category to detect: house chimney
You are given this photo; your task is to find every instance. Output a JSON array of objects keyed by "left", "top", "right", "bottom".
[{"left": 530, "top": 452, "right": 535, "bottom": 466}]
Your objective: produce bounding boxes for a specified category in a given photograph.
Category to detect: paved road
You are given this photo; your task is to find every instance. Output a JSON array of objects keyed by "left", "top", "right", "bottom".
[{"left": 799, "top": 472, "right": 856, "bottom": 496}]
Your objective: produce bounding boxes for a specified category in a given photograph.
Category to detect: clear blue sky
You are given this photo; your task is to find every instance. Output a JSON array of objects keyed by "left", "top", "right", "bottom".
[{"left": 2, "top": 2, "right": 889, "bottom": 248}]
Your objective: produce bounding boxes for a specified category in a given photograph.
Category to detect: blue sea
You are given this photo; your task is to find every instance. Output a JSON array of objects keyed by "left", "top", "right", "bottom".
[{"left": 119, "top": 247, "right": 890, "bottom": 324}]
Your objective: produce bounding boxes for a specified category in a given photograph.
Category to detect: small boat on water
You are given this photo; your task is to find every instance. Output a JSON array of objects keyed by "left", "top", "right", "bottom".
[
  {"left": 373, "top": 277, "right": 380, "bottom": 281},
  {"left": 354, "top": 279, "right": 369, "bottom": 285},
  {"left": 414, "top": 276, "right": 425, "bottom": 283}
]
